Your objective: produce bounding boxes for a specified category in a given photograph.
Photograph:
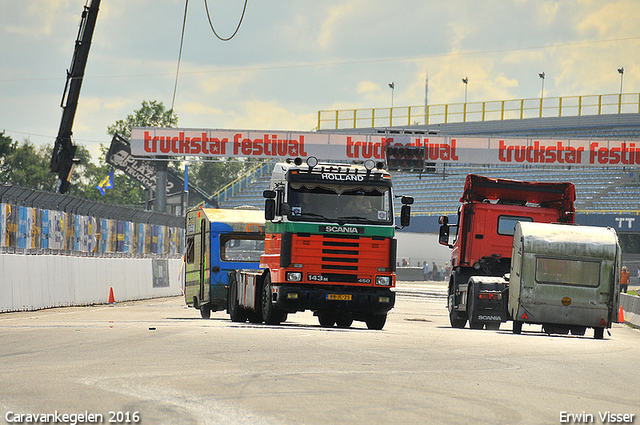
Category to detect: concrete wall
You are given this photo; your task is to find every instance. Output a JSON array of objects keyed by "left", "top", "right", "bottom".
[
  {"left": 0, "top": 254, "right": 182, "bottom": 312},
  {"left": 620, "top": 293, "right": 640, "bottom": 328}
]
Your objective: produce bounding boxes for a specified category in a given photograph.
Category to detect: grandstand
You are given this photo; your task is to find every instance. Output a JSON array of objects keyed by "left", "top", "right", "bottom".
[
  {"left": 217, "top": 163, "right": 638, "bottom": 214},
  {"left": 217, "top": 112, "right": 640, "bottom": 215},
  {"left": 214, "top": 111, "right": 640, "bottom": 263}
]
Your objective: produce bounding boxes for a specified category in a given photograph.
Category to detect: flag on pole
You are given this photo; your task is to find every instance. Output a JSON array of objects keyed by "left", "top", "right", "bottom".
[{"left": 96, "top": 171, "right": 114, "bottom": 196}]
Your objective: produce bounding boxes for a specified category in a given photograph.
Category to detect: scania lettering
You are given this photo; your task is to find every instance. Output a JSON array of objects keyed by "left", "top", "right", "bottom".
[
  {"left": 228, "top": 157, "right": 413, "bottom": 330},
  {"left": 323, "top": 226, "right": 361, "bottom": 233},
  {"left": 438, "top": 174, "right": 575, "bottom": 330}
]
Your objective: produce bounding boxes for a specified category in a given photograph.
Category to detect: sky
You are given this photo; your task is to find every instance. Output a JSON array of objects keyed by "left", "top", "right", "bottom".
[{"left": 1, "top": 0, "right": 639, "bottom": 162}]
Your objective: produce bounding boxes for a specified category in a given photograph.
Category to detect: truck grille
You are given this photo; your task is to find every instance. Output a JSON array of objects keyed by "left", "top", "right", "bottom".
[{"left": 291, "top": 233, "right": 390, "bottom": 284}]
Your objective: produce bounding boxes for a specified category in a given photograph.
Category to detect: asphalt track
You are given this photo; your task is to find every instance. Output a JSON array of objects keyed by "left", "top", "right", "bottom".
[{"left": 0, "top": 282, "right": 638, "bottom": 425}]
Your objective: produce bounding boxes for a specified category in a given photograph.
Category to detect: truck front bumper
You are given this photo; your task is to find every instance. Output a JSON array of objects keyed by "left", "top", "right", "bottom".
[{"left": 272, "top": 284, "right": 395, "bottom": 314}]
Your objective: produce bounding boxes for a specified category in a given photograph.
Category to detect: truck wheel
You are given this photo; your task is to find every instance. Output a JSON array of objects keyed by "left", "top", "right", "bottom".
[
  {"left": 200, "top": 304, "right": 211, "bottom": 319},
  {"left": 365, "top": 313, "right": 387, "bottom": 330},
  {"left": 228, "top": 275, "right": 247, "bottom": 323},
  {"left": 448, "top": 294, "right": 467, "bottom": 329},
  {"left": 512, "top": 320, "right": 522, "bottom": 334},
  {"left": 336, "top": 313, "right": 354, "bottom": 328},
  {"left": 594, "top": 327, "right": 604, "bottom": 340},
  {"left": 261, "top": 274, "right": 283, "bottom": 325},
  {"left": 466, "top": 293, "right": 483, "bottom": 329},
  {"left": 318, "top": 312, "right": 336, "bottom": 328}
]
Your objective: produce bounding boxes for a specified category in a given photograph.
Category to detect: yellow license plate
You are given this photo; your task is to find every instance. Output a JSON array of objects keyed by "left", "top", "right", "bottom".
[{"left": 327, "top": 294, "right": 352, "bottom": 301}]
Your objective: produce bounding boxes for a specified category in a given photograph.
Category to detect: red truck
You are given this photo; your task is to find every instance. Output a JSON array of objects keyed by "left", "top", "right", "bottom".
[{"left": 438, "top": 174, "right": 575, "bottom": 330}]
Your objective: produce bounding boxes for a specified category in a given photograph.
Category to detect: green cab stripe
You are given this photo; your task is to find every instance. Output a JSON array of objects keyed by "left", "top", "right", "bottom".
[{"left": 266, "top": 221, "right": 395, "bottom": 237}]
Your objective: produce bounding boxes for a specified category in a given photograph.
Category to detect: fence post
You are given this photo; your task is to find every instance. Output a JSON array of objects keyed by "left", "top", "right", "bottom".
[
  {"left": 559, "top": 97, "right": 563, "bottom": 117},
  {"left": 520, "top": 99, "right": 524, "bottom": 119},
  {"left": 619, "top": 93, "right": 622, "bottom": 114},
  {"left": 335, "top": 110, "right": 339, "bottom": 129},
  {"left": 463, "top": 103, "right": 467, "bottom": 123},
  {"left": 539, "top": 98, "right": 543, "bottom": 118},
  {"left": 598, "top": 95, "right": 602, "bottom": 115},
  {"left": 444, "top": 104, "right": 448, "bottom": 124},
  {"left": 578, "top": 96, "right": 582, "bottom": 116},
  {"left": 501, "top": 100, "right": 505, "bottom": 120},
  {"left": 353, "top": 109, "right": 357, "bottom": 129},
  {"left": 482, "top": 102, "right": 486, "bottom": 121}
]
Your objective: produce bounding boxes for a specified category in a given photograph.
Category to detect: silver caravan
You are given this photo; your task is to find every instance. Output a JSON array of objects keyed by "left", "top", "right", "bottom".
[{"left": 509, "top": 222, "right": 621, "bottom": 339}]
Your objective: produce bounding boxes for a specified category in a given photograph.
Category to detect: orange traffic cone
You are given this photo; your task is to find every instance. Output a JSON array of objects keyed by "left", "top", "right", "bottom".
[
  {"left": 618, "top": 305, "right": 624, "bottom": 323},
  {"left": 108, "top": 287, "right": 115, "bottom": 304}
]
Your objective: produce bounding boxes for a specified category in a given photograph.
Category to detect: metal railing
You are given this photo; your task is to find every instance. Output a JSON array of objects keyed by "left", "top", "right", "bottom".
[
  {"left": 318, "top": 92, "right": 640, "bottom": 130},
  {"left": 211, "top": 161, "right": 275, "bottom": 205},
  {"left": 0, "top": 184, "right": 184, "bottom": 256}
]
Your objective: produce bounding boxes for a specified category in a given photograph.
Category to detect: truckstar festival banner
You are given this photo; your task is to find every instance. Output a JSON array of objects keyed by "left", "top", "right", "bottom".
[{"left": 131, "top": 127, "right": 640, "bottom": 167}]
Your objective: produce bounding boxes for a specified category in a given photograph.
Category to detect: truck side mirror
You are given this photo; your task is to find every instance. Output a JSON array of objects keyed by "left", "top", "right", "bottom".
[
  {"left": 438, "top": 224, "right": 450, "bottom": 246},
  {"left": 265, "top": 199, "right": 275, "bottom": 221},
  {"left": 400, "top": 205, "right": 411, "bottom": 228}
]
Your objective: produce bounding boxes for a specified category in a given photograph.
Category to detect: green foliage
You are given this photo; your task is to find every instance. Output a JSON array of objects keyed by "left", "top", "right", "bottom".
[
  {"left": 0, "top": 101, "right": 256, "bottom": 207},
  {"left": 107, "top": 100, "right": 178, "bottom": 139},
  {"left": 0, "top": 136, "right": 57, "bottom": 191},
  {"left": 66, "top": 145, "right": 145, "bottom": 206},
  {"left": 190, "top": 159, "right": 251, "bottom": 197}
]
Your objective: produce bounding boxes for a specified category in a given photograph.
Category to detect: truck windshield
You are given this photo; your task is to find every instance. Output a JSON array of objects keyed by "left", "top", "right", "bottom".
[
  {"left": 535, "top": 257, "right": 600, "bottom": 287},
  {"left": 287, "top": 185, "right": 392, "bottom": 224},
  {"left": 220, "top": 234, "right": 264, "bottom": 262}
]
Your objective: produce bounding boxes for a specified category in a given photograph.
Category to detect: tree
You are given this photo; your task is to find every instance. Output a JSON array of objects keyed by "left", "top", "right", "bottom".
[
  {"left": 68, "top": 144, "right": 146, "bottom": 206},
  {"left": 190, "top": 159, "right": 251, "bottom": 198},
  {"left": 107, "top": 100, "right": 178, "bottom": 139},
  {"left": 0, "top": 137, "right": 58, "bottom": 190}
]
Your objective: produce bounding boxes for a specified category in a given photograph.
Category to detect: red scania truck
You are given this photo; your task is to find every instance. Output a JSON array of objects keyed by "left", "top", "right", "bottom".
[
  {"left": 438, "top": 174, "right": 575, "bottom": 330},
  {"left": 227, "top": 157, "right": 413, "bottom": 330}
]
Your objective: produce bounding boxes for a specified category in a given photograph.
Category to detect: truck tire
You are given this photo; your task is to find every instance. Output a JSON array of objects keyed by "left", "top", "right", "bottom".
[
  {"left": 228, "top": 275, "right": 247, "bottom": 323},
  {"left": 261, "top": 274, "right": 285, "bottom": 325},
  {"left": 318, "top": 312, "right": 336, "bottom": 328},
  {"left": 448, "top": 275, "right": 467, "bottom": 329},
  {"left": 365, "top": 313, "right": 387, "bottom": 330},
  {"left": 449, "top": 301, "right": 467, "bottom": 329},
  {"left": 336, "top": 313, "right": 354, "bottom": 328},
  {"left": 200, "top": 304, "right": 211, "bottom": 319}
]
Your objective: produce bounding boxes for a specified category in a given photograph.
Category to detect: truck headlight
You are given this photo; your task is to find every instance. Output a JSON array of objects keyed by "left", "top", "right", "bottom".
[
  {"left": 375, "top": 276, "right": 391, "bottom": 286},
  {"left": 286, "top": 272, "right": 302, "bottom": 282}
]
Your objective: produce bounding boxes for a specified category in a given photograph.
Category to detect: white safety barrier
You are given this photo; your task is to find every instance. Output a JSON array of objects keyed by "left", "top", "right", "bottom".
[
  {"left": 0, "top": 254, "right": 183, "bottom": 312},
  {"left": 620, "top": 293, "right": 640, "bottom": 328}
]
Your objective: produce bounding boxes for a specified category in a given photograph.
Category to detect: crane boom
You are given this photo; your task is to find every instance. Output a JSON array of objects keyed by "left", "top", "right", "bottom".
[{"left": 50, "top": 0, "right": 100, "bottom": 194}]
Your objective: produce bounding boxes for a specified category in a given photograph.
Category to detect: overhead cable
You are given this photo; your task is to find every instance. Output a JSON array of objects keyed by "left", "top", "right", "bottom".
[{"left": 204, "top": 0, "right": 248, "bottom": 41}]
